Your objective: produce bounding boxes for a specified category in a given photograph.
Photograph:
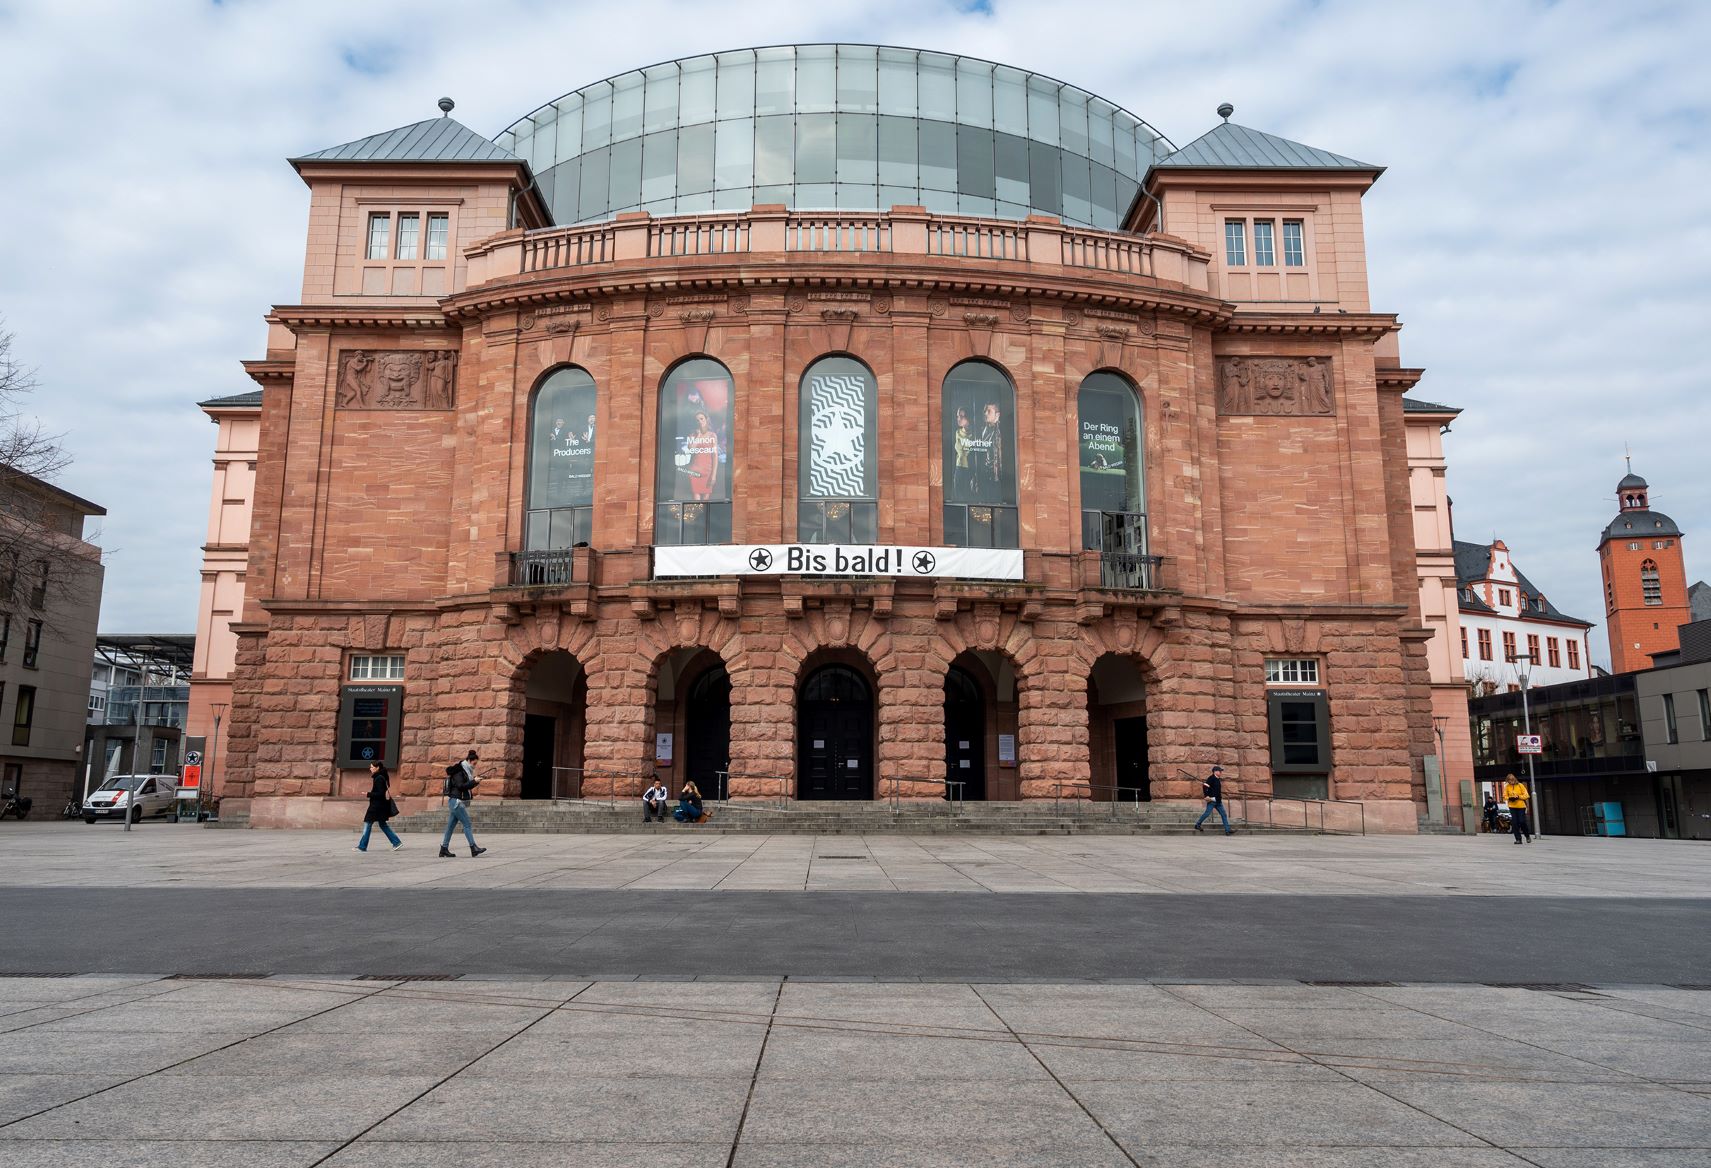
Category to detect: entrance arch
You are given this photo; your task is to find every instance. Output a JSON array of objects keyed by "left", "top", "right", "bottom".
[
  {"left": 944, "top": 667, "right": 986, "bottom": 801},
  {"left": 521, "top": 650, "right": 587, "bottom": 799},
  {"left": 797, "top": 664, "right": 874, "bottom": 800},
  {"left": 1089, "top": 654, "right": 1149, "bottom": 802},
  {"left": 943, "top": 651, "right": 1020, "bottom": 800},
  {"left": 652, "top": 648, "right": 730, "bottom": 798}
]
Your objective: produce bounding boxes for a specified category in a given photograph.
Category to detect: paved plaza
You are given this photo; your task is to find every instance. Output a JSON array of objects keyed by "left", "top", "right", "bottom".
[{"left": 3, "top": 824, "right": 1708, "bottom": 1164}]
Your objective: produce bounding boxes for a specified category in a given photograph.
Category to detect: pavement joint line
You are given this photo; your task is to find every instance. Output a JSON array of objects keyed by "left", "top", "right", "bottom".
[
  {"left": 1154, "top": 980, "right": 1519, "bottom": 1157},
  {"left": 303, "top": 977, "right": 592, "bottom": 1167},
  {"left": 721, "top": 975, "right": 784, "bottom": 1168},
  {"left": 0, "top": 976, "right": 401, "bottom": 1133},
  {"left": 968, "top": 981, "right": 1143, "bottom": 1168}
]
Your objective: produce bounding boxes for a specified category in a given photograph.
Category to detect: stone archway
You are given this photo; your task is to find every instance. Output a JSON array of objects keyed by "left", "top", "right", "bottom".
[
  {"left": 1088, "top": 653, "right": 1149, "bottom": 803},
  {"left": 519, "top": 649, "right": 587, "bottom": 799},
  {"left": 651, "top": 647, "right": 731, "bottom": 799}
]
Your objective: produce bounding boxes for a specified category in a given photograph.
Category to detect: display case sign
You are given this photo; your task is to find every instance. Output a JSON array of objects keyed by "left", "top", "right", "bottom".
[{"left": 336, "top": 685, "right": 404, "bottom": 768}]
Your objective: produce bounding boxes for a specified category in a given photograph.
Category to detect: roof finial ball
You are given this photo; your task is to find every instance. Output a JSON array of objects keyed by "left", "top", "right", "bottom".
[
  {"left": 1217, "top": 102, "right": 1234, "bottom": 122},
  {"left": 438, "top": 97, "right": 455, "bottom": 117}
]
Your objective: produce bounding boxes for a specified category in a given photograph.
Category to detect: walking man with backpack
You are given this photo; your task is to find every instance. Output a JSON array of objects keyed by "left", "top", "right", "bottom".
[{"left": 440, "top": 749, "right": 487, "bottom": 858}]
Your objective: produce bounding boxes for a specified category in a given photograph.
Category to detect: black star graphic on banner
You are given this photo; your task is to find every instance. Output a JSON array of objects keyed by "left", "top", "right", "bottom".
[
  {"left": 748, "top": 548, "right": 773, "bottom": 571},
  {"left": 912, "top": 550, "right": 936, "bottom": 574}
]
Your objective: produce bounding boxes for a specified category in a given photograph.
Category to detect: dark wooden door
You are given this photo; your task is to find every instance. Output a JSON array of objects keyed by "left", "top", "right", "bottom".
[
  {"left": 798, "top": 666, "right": 873, "bottom": 800},
  {"left": 685, "top": 666, "right": 731, "bottom": 799},
  {"left": 522, "top": 715, "right": 555, "bottom": 799},
  {"left": 1114, "top": 715, "right": 1149, "bottom": 802},
  {"left": 944, "top": 667, "right": 986, "bottom": 801}
]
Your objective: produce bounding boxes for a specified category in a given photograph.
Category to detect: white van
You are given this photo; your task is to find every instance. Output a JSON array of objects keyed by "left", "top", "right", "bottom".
[{"left": 83, "top": 774, "right": 180, "bottom": 824}]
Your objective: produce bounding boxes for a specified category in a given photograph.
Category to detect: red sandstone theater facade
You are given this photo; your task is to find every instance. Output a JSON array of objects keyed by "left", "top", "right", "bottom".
[{"left": 224, "top": 48, "right": 1435, "bottom": 830}]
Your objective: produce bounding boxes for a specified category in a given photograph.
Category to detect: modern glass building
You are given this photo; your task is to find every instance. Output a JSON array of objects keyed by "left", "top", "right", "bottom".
[{"left": 495, "top": 45, "right": 1174, "bottom": 230}]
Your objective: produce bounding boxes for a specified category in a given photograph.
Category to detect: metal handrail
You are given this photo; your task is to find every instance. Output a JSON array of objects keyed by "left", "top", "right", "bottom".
[
  {"left": 886, "top": 775, "right": 966, "bottom": 813},
  {"left": 711, "top": 770, "right": 792, "bottom": 809},
  {"left": 1176, "top": 770, "right": 1365, "bottom": 835},
  {"left": 1050, "top": 780, "right": 1151, "bottom": 818},
  {"left": 548, "top": 767, "right": 653, "bottom": 805}
]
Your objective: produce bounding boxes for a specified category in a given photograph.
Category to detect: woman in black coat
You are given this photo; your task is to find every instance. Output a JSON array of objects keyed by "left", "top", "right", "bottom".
[{"left": 355, "top": 761, "right": 403, "bottom": 852}]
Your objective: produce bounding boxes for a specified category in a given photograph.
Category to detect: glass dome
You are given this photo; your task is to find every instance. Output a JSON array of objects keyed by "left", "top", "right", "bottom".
[{"left": 496, "top": 45, "right": 1174, "bottom": 231}]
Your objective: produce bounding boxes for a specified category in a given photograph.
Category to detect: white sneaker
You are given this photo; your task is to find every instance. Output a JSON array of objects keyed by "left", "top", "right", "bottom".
[{"left": 391, "top": 840, "right": 404, "bottom": 851}]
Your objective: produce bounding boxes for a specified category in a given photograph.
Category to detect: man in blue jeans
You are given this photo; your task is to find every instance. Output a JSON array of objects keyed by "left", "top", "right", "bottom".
[
  {"left": 440, "top": 749, "right": 488, "bottom": 858},
  {"left": 1193, "top": 764, "right": 1234, "bottom": 835}
]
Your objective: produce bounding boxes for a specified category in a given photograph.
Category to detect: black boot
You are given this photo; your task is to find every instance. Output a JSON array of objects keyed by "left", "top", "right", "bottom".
[
  {"left": 470, "top": 845, "right": 487, "bottom": 857},
  {"left": 439, "top": 846, "right": 456, "bottom": 858}
]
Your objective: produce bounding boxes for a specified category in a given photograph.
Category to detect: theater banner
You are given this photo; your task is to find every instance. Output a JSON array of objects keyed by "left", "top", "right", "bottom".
[{"left": 654, "top": 544, "right": 1024, "bottom": 580}]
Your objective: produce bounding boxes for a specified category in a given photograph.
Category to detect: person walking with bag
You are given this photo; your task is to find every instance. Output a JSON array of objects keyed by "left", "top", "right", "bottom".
[
  {"left": 354, "top": 761, "right": 403, "bottom": 852},
  {"left": 1193, "top": 764, "right": 1234, "bottom": 835},
  {"left": 440, "top": 749, "right": 488, "bottom": 858}
]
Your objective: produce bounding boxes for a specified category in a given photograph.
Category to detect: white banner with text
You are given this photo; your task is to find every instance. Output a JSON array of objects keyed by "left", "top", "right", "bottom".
[{"left": 653, "top": 544, "right": 1024, "bottom": 580}]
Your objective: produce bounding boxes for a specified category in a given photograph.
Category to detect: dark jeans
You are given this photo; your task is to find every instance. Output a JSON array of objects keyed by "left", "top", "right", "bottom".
[
  {"left": 643, "top": 799, "right": 666, "bottom": 822},
  {"left": 1510, "top": 806, "right": 1531, "bottom": 842},
  {"left": 357, "top": 821, "right": 401, "bottom": 850},
  {"left": 1195, "top": 800, "right": 1231, "bottom": 833}
]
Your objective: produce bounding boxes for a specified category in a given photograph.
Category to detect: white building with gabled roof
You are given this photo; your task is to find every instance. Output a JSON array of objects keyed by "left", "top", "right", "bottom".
[{"left": 1456, "top": 539, "right": 1592, "bottom": 694}]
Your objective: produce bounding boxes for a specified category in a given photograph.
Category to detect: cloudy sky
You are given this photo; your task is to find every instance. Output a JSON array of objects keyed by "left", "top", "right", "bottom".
[{"left": 0, "top": 0, "right": 1705, "bottom": 667}]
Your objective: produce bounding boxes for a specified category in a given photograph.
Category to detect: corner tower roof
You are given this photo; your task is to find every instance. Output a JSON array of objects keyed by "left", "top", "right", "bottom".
[
  {"left": 292, "top": 116, "right": 522, "bottom": 165},
  {"left": 1150, "top": 120, "right": 1380, "bottom": 174}
]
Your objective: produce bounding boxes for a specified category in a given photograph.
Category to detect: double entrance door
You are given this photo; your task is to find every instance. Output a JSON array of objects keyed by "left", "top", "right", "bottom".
[{"left": 797, "top": 665, "right": 873, "bottom": 800}]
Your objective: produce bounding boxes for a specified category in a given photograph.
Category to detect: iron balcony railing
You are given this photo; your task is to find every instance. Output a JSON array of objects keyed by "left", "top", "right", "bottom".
[
  {"left": 510, "top": 549, "right": 581, "bottom": 587},
  {"left": 1099, "top": 551, "right": 1164, "bottom": 591}
]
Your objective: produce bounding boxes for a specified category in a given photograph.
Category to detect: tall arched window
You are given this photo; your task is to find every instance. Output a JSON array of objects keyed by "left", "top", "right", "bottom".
[
  {"left": 656, "top": 357, "right": 734, "bottom": 545},
  {"left": 1641, "top": 559, "right": 1662, "bottom": 605},
  {"left": 798, "top": 355, "right": 878, "bottom": 543},
  {"left": 525, "top": 366, "right": 598, "bottom": 553},
  {"left": 1076, "top": 370, "right": 1145, "bottom": 548},
  {"left": 941, "top": 360, "right": 1018, "bottom": 548}
]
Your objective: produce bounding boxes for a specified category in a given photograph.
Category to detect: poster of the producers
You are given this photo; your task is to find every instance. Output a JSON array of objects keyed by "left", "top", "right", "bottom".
[
  {"left": 659, "top": 361, "right": 733, "bottom": 503},
  {"left": 530, "top": 368, "right": 597, "bottom": 509},
  {"left": 941, "top": 364, "right": 1017, "bottom": 506},
  {"left": 1077, "top": 375, "right": 1141, "bottom": 513}
]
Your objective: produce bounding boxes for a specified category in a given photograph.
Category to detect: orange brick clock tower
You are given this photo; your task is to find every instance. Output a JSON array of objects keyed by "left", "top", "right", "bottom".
[{"left": 1600, "top": 469, "right": 1690, "bottom": 673}]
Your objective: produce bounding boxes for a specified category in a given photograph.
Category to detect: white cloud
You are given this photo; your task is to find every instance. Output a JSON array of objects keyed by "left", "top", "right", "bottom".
[{"left": 0, "top": 0, "right": 1705, "bottom": 665}]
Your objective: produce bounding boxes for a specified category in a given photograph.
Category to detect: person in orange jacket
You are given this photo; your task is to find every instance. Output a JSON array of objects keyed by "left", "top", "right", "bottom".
[{"left": 1502, "top": 773, "right": 1533, "bottom": 844}]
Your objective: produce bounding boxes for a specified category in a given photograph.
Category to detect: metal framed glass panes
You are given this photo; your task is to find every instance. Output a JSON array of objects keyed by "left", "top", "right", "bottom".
[
  {"left": 798, "top": 356, "right": 878, "bottom": 544},
  {"left": 525, "top": 366, "right": 597, "bottom": 552},
  {"left": 942, "top": 361, "right": 1018, "bottom": 549},
  {"left": 495, "top": 46, "right": 1172, "bottom": 230},
  {"left": 656, "top": 358, "right": 734, "bottom": 545}
]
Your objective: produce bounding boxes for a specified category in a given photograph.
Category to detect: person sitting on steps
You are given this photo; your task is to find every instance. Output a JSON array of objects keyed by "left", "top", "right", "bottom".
[{"left": 674, "top": 779, "right": 707, "bottom": 823}]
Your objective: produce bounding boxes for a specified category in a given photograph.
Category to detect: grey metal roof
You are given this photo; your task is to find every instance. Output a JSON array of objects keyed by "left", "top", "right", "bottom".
[
  {"left": 1618, "top": 472, "right": 1648, "bottom": 490},
  {"left": 1601, "top": 508, "right": 1683, "bottom": 542},
  {"left": 294, "top": 117, "right": 521, "bottom": 164},
  {"left": 198, "top": 390, "right": 263, "bottom": 409},
  {"left": 1691, "top": 580, "right": 1711, "bottom": 622},
  {"left": 1453, "top": 540, "right": 1592, "bottom": 627},
  {"left": 1402, "top": 396, "right": 1460, "bottom": 415},
  {"left": 1152, "top": 121, "right": 1378, "bottom": 172}
]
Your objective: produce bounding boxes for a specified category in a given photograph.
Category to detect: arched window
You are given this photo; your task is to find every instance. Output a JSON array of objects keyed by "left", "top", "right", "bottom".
[
  {"left": 798, "top": 355, "right": 878, "bottom": 544},
  {"left": 525, "top": 366, "right": 597, "bottom": 553},
  {"left": 1641, "top": 559, "right": 1662, "bottom": 605},
  {"left": 1076, "top": 371, "right": 1146, "bottom": 565},
  {"left": 941, "top": 360, "right": 1018, "bottom": 548},
  {"left": 656, "top": 357, "right": 734, "bottom": 545}
]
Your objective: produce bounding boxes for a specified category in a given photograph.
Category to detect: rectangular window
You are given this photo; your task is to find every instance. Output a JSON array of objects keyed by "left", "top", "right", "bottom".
[
  {"left": 349, "top": 654, "right": 406, "bottom": 681},
  {"left": 1267, "top": 689, "right": 1331, "bottom": 773},
  {"left": 1251, "top": 219, "right": 1275, "bottom": 266},
  {"left": 12, "top": 685, "right": 35, "bottom": 747},
  {"left": 1663, "top": 693, "right": 1678, "bottom": 744},
  {"left": 1699, "top": 689, "right": 1710, "bottom": 741},
  {"left": 1264, "top": 658, "right": 1320, "bottom": 685},
  {"left": 1498, "top": 588, "right": 1511, "bottom": 606},
  {"left": 1501, "top": 631, "right": 1517, "bottom": 661},
  {"left": 150, "top": 738, "right": 169, "bottom": 772},
  {"left": 0, "top": 615, "right": 8, "bottom": 662},
  {"left": 1282, "top": 219, "right": 1305, "bottom": 266},
  {"left": 366, "top": 213, "right": 391, "bottom": 260},
  {"left": 1460, "top": 628, "right": 1468, "bottom": 660},
  {"left": 1547, "top": 637, "right": 1561, "bottom": 668},
  {"left": 29, "top": 560, "right": 46, "bottom": 608},
  {"left": 22, "top": 619, "right": 41, "bottom": 668},
  {"left": 1223, "top": 220, "right": 1246, "bottom": 266},
  {"left": 1526, "top": 635, "right": 1540, "bottom": 665},
  {"left": 1478, "top": 629, "right": 1492, "bottom": 661},
  {"left": 425, "top": 213, "right": 449, "bottom": 260},
  {"left": 394, "top": 212, "right": 420, "bottom": 260},
  {"left": 88, "top": 692, "right": 106, "bottom": 715},
  {"left": 1567, "top": 641, "right": 1580, "bottom": 670}
]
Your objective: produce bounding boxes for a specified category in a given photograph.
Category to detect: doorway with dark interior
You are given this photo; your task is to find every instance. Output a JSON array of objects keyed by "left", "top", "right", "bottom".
[
  {"left": 684, "top": 664, "right": 731, "bottom": 800},
  {"left": 797, "top": 664, "right": 874, "bottom": 800},
  {"left": 944, "top": 666, "right": 987, "bottom": 801}
]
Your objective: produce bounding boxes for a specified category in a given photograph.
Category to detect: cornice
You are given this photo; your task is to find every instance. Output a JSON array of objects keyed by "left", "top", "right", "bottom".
[
  {"left": 438, "top": 262, "right": 1234, "bottom": 328},
  {"left": 241, "top": 359, "right": 294, "bottom": 387},
  {"left": 1222, "top": 311, "right": 1399, "bottom": 337},
  {"left": 268, "top": 305, "right": 455, "bottom": 333},
  {"left": 1377, "top": 367, "right": 1426, "bottom": 389}
]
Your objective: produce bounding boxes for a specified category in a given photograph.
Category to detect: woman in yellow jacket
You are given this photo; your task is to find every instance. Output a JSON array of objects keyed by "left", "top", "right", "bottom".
[{"left": 1502, "top": 773, "right": 1533, "bottom": 844}]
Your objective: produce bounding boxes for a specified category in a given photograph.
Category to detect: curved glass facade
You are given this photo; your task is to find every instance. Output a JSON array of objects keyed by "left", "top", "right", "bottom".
[{"left": 496, "top": 45, "right": 1173, "bottom": 230}]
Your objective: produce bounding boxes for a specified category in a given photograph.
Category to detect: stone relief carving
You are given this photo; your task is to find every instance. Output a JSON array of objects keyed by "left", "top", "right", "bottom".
[
  {"left": 927, "top": 296, "right": 948, "bottom": 318},
  {"left": 963, "top": 312, "right": 999, "bottom": 328},
  {"left": 1216, "top": 356, "right": 1335, "bottom": 417},
  {"left": 336, "top": 350, "right": 456, "bottom": 410}
]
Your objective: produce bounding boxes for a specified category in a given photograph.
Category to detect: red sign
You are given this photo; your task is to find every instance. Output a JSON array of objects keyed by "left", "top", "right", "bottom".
[{"left": 180, "top": 764, "right": 202, "bottom": 789}]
